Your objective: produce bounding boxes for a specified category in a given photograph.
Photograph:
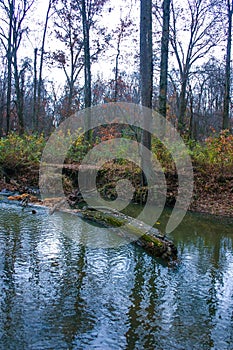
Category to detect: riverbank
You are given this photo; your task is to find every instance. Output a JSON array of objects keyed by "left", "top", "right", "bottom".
[
  {"left": 0, "top": 161, "right": 232, "bottom": 218},
  {"left": 1, "top": 130, "right": 233, "bottom": 218},
  {"left": 190, "top": 166, "right": 233, "bottom": 217}
]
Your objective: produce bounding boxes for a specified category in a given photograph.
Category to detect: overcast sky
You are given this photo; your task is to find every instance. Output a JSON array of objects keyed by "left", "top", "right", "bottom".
[{"left": 21, "top": 0, "right": 139, "bottom": 88}]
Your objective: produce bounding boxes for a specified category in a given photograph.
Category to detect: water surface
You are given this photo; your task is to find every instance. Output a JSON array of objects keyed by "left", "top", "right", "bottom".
[{"left": 0, "top": 201, "right": 232, "bottom": 350}]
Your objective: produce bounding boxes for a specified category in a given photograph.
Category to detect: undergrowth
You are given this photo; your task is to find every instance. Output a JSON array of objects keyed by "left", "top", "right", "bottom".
[{"left": 0, "top": 130, "right": 232, "bottom": 177}]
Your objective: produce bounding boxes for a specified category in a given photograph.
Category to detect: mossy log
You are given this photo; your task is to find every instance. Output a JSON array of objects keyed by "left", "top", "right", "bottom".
[
  {"left": 5, "top": 193, "right": 178, "bottom": 262},
  {"left": 44, "top": 196, "right": 178, "bottom": 261},
  {"left": 76, "top": 207, "right": 178, "bottom": 261}
]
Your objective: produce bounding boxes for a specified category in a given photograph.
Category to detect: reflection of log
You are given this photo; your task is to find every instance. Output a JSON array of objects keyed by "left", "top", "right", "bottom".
[
  {"left": 46, "top": 195, "right": 178, "bottom": 262},
  {"left": 77, "top": 208, "right": 178, "bottom": 261},
  {"left": 6, "top": 191, "right": 177, "bottom": 262}
]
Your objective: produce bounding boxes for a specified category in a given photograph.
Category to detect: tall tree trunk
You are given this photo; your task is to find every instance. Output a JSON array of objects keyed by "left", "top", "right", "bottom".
[
  {"left": 13, "top": 48, "right": 24, "bottom": 134},
  {"left": 140, "top": 0, "right": 152, "bottom": 110},
  {"left": 33, "top": 47, "right": 38, "bottom": 130},
  {"left": 223, "top": 0, "right": 233, "bottom": 130},
  {"left": 188, "top": 84, "right": 195, "bottom": 139},
  {"left": 140, "top": 0, "right": 153, "bottom": 186},
  {"left": 6, "top": 1, "right": 14, "bottom": 135},
  {"left": 82, "top": 0, "right": 91, "bottom": 109},
  {"left": 36, "top": 0, "right": 51, "bottom": 131},
  {"left": 67, "top": 45, "right": 75, "bottom": 117},
  {"left": 178, "top": 75, "right": 188, "bottom": 131},
  {"left": 159, "top": 0, "right": 171, "bottom": 119},
  {"left": 0, "top": 71, "right": 6, "bottom": 136},
  {"left": 82, "top": 0, "right": 92, "bottom": 141},
  {"left": 114, "top": 39, "right": 120, "bottom": 102}
]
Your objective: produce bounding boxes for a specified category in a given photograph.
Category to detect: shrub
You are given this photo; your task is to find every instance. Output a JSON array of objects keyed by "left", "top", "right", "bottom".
[
  {"left": 0, "top": 132, "right": 46, "bottom": 170},
  {"left": 204, "top": 130, "right": 233, "bottom": 167},
  {"left": 187, "top": 130, "right": 233, "bottom": 172}
]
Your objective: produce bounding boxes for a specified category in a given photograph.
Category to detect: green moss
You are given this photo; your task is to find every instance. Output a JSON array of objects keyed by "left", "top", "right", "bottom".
[
  {"left": 100, "top": 214, "right": 126, "bottom": 227},
  {"left": 80, "top": 208, "right": 176, "bottom": 259},
  {"left": 84, "top": 210, "right": 126, "bottom": 227},
  {"left": 142, "top": 234, "right": 164, "bottom": 247},
  {"left": 124, "top": 223, "right": 145, "bottom": 237},
  {"left": 124, "top": 223, "right": 164, "bottom": 248}
]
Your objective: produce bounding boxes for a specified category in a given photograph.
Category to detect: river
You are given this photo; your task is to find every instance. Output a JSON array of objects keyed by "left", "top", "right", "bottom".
[{"left": 0, "top": 200, "right": 232, "bottom": 350}]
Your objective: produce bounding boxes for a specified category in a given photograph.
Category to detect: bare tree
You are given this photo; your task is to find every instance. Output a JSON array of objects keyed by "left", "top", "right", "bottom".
[
  {"left": 182, "top": 58, "right": 225, "bottom": 137},
  {"left": 0, "top": 0, "right": 14, "bottom": 134},
  {"left": 223, "top": 0, "right": 233, "bottom": 130},
  {"left": 140, "top": 0, "right": 152, "bottom": 110},
  {"left": 0, "top": 60, "right": 7, "bottom": 135},
  {"left": 0, "top": 0, "right": 34, "bottom": 134},
  {"left": 80, "top": 0, "right": 91, "bottom": 111},
  {"left": 159, "top": 0, "right": 171, "bottom": 120},
  {"left": 52, "top": 0, "right": 109, "bottom": 120},
  {"left": 52, "top": 0, "right": 83, "bottom": 118},
  {"left": 170, "top": 0, "right": 221, "bottom": 132},
  {"left": 33, "top": 0, "right": 52, "bottom": 130},
  {"left": 112, "top": 11, "right": 133, "bottom": 102}
]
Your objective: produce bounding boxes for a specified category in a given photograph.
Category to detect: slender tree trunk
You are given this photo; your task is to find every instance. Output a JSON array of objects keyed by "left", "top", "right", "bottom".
[
  {"left": 13, "top": 50, "right": 24, "bottom": 134},
  {"left": 82, "top": 0, "right": 92, "bottom": 141},
  {"left": 19, "top": 71, "right": 25, "bottom": 133},
  {"left": 188, "top": 84, "right": 195, "bottom": 139},
  {"left": 36, "top": 0, "right": 51, "bottom": 131},
  {"left": 0, "top": 72, "right": 6, "bottom": 136},
  {"left": 178, "top": 75, "right": 188, "bottom": 130},
  {"left": 159, "top": 0, "right": 171, "bottom": 119},
  {"left": 140, "top": 0, "right": 152, "bottom": 110},
  {"left": 67, "top": 79, "right": 74, "bottom": 117},
  {"left": 223, "top": 0, "right": 232, "bottom": 130},
  {"left": 114, "top": 40, "right": 120, "bottom": 102},
  {"left": 140, "top": 0, "right": 153, "bottom": 186},
  {"left": 6, "top": 50, "right": 12, "bottom": 135},
  {"left": 67, "top": 47, "right": 75, "bottom": 117},
  {"left": 82, "top": 0, "right": 91, "bottom": 109},
  {"left": 33, "top": 47, "right": 38, "bottom": 130},
  {"left": 114, "top": 27, "right": 124, "bottom": 102},
  {"left": 6, "top": 1, "right": 14, "bottom": 135}
]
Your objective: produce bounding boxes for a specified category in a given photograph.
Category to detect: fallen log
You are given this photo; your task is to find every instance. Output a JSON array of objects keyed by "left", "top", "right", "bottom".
[
  {"left": 76, "top": 207, "right": 178, "bottom": 261},
  {"left": 47, "top": 197, "right": 178, "bottom": 261},
  {"left": 5, "top": 193, "right": 178, "bottom": 262}
]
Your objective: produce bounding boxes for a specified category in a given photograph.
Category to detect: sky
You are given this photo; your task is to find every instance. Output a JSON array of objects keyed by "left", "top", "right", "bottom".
[
  {"left": 22, "top": 0, "right": 140, "bottom": 89},
  {"left": 0, "top": 0, "right": 226, "bottom": 94}
]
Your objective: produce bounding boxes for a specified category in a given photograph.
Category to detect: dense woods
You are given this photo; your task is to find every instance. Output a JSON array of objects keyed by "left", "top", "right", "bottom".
[
  {"left": 0, "top": 0, "right": 231, "bottom": 137},
  {"left": 0, "top": 2, "right": 233, "bottom": 348},
  {"left": 0, "top": 0, "right": 232, "bottom": 218}
]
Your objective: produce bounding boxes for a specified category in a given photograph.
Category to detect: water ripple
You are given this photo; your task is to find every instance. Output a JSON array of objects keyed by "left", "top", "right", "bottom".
[{"left": 0, "top": 203, "right": 232, "bottom": 350}]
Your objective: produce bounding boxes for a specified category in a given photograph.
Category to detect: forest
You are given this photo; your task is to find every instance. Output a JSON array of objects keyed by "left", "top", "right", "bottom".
[
  {"left": 0, "top": 2, "right": 233, "bottom": 348},
  {"left": 0, "top": 0, "right": 232, "bottom": 217}
]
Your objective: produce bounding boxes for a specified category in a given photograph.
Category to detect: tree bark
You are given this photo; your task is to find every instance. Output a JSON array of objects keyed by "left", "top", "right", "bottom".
[
  {"left": 81, "top": 0, "right": 92, "bottom": 141},
  {"left": 223, "top": 0, "right": 233, "bottom": 130},
  {"left": 159, "top": 0, "right": 171, "bottom": 120},
  {"left": 6, "top": 0, "right": 14, "bottom": 135},
  {"left": 114, "top": 38, "right": 120, "bottom": 102},
  {"left": 33, "top": 47, "right": 38, "bottom": 129},
  {"left": 36, "top": 0, "right": 52, "bottom": 131},
  {"left": 140, "top": 0, "right": 153, "bottom": 185},
  {"left": 178, "top": 75, "right": 188, "bottom": 130},
  {"left": 0, "top": 70, "right": 6, "bottom": 136},
  {"left": 140, "top": 0, "right": 153, "bottom": 110},
  {"left": 13, "top": 52, "right": 24, "bottom": 133}
]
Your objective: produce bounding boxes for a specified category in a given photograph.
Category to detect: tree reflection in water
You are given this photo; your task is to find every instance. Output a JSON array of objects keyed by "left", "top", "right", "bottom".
[{"left": 0, "top": 203, "right": 232, "bottom": 349}]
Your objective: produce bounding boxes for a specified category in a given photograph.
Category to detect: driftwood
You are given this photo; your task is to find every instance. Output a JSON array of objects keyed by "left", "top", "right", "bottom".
[
  {"left": 5, "top": 193, "right": 178, "bottom": 262},
  {"left": 76, "top": 207, "right": 178, "bottom": 261},
  {"left": 47, "top": 195, "right": 178, "bottom": 262}
]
